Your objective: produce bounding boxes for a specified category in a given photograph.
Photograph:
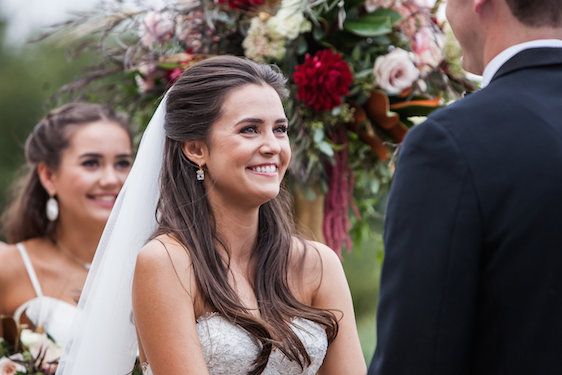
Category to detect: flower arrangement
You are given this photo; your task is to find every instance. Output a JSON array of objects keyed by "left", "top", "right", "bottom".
[
  {"left": 0, "top": 317, "right": 61, "bottom": 375},
  {"left": 45, "top": 0, "right": 473, "bottom": 254}
]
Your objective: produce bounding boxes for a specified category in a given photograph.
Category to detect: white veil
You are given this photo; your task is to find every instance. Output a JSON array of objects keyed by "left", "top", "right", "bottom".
[{"left": 56, "top": 96, "right": 167, "bottom": 375}]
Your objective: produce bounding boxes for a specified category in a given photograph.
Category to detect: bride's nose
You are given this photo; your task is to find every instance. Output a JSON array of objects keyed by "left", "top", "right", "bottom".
[{"left": 259, "top": 131, "right": 281, "bottom": 155}]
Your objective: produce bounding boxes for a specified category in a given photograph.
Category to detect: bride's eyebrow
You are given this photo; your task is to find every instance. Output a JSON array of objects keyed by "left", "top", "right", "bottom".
[
  {"left": 234, "top": 118, "right": 288, "bottom": 125},
  {"left": 78, "top": 153, "right": 103, "bottom": 159}
]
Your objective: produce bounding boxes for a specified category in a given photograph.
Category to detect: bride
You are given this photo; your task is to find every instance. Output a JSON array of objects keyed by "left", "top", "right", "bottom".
[{"left": 57, "top": 56, "right": 365, "bottom": 375}]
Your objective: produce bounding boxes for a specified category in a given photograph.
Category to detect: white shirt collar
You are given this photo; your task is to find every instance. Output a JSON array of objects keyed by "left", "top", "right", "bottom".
[{"left": 481, "top": 39, "right": 562, "bottom": 87}]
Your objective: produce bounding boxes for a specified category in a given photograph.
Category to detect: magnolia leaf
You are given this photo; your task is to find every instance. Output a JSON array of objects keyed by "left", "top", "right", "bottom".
[
  {"left": 313, "top": 127, "right": 324, "bottom": 143},
  {"left": 317, "top": 141, "right": 334, "bottom": 157},
  {"left": 351, "top": 44, "right": 362, "bottom": 61},
  {"left": 313, "top": 25, "right": 326, "bottom": 42},
  {"left": 344, "top": 17, "right": 392, "bottom": 37},
  {"left": 369, "top": 8, "right": 402, "bottom": 24},
  {"left": 355, "top": 68, "right": 373, "bottom": 79},
  {"left": 297, "top": 37, "right": 308, "bottom": 55}
]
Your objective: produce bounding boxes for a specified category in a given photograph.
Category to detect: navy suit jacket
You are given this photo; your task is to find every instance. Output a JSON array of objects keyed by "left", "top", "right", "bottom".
[{"left": 369, "top": 48, "right": 562, "bottom": 375}]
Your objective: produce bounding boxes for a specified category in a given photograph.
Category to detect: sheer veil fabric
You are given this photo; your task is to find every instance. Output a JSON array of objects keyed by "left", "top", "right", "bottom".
[{"left": 56, "top": 96, "right": 167, "bottom": 375}]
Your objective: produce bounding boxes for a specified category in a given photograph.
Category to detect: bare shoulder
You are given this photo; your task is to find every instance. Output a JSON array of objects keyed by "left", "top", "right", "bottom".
[
  {"left": 0, "top": 243, "right": 22, "bottom": 280},
  {"left": 134, "top": 233, "right": 195, "bottom": 299},
  {"left": 289, "top": 238, "right": 341, "bottom": 272},
  {"left": 288, "top": 238, "right": 343, "bottom": 303},
  {"left": 137, "top": 234, "right": 192, "bottom": 266}
]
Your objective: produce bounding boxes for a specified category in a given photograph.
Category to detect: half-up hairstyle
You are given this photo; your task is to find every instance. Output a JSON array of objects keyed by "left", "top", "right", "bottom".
[
  {"left": 1, "top": 102, "right": 131, "bottom": 243},
  {"left": 154, "top": 55, "right": 338, "bottom": 374}
]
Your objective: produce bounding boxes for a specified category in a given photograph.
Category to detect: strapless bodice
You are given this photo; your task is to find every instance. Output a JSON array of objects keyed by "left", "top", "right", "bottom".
[
  {"left": 142, "top": 313, "right": 328, "bottom": 374},
  {"left": 14, "top": 296, "right": 77, "bottom": 347}
]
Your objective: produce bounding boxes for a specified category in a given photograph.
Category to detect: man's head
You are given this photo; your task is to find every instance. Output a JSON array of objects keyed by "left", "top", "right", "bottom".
[
  {"left": 446, "top": 0, "right": 562, "bottom": 75},
  {"left": 504, "top": 0, "right": 562, "bottom": 28}
]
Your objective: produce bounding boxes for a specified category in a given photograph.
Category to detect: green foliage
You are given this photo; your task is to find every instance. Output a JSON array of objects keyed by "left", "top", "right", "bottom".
[{"left": 343, "top": 229, "right": 384, "bottom": 363}]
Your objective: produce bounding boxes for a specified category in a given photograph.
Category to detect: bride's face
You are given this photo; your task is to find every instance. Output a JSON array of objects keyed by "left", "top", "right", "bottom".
[{"left": 203, "top": 83, "right": 290, "bottom": 207}]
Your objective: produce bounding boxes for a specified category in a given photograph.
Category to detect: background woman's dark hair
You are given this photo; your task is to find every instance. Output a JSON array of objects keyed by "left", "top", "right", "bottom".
[
  {"left": 1, "top": 102, "right": 132, "bottom": 243},
  {"left": 156, "top": 55, "right": 338, "bottom": 374},
  {"left": 505, "top": 0, "right": 562, "bottom": 27}
]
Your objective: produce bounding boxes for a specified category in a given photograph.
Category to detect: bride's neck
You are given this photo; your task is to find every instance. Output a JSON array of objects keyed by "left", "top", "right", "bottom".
[{"left": 211, "top": 202, "right": 259, "bottom": 264}]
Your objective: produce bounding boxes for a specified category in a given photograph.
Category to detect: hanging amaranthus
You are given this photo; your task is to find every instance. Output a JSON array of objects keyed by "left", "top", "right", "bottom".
[{"left": 323, "top": 127, "right": 354, "bottom": 256}]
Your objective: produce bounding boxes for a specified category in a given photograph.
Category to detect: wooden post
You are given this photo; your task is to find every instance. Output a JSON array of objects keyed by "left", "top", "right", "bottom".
[{"left": 292, "top": 187, "right": 325, "bottom": 243}]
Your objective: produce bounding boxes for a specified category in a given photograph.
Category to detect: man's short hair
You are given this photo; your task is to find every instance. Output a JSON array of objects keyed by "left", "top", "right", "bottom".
[{"left": 505, "top": 0, "right": 562, "bottom": 27}]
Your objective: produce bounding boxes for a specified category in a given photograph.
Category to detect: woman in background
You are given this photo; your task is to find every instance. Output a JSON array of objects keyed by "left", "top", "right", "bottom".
[{"left": 0, "top": 102, "right": 133, "bottom": 347}]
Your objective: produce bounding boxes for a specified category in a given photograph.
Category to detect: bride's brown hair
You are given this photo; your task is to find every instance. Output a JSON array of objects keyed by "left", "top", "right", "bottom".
[{"left": 154, "top": 55, "right": 338, "bottom": 374}]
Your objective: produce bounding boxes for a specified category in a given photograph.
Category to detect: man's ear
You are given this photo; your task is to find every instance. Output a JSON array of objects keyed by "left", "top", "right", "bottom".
[
  {"left": 37, "top": 162, "right": 56, "bottom": 196},
  {"left": 181, "top": 140, "right": 208, "bottom": 167},
  {"left": 474, "top": 0, "right": 487, "bottom": 13}
]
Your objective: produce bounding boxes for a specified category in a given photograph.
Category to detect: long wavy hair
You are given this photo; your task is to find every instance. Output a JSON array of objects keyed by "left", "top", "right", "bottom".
[
  {"left": 1, "top": 102, "right": 131, "bottom": 243},
  {"left": 154, "top": 56, "right": 338, "bottom": 374}
]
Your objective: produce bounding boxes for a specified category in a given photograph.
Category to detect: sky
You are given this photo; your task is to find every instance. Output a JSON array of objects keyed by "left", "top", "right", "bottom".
[{"left": 0, "top": 0, "right": 166, "bottom": 45}]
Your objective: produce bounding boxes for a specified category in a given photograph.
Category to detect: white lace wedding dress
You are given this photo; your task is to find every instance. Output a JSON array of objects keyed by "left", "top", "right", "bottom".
[{"left": 142, "top": 313, "right": 328, "bottom": 375}]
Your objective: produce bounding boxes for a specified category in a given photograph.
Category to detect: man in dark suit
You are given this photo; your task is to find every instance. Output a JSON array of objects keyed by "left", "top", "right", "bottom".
[{"left": 369, "top": 0, "right": 562, "bottom": 374}]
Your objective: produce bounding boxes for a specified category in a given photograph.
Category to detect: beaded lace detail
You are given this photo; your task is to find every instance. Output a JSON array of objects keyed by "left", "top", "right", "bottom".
[{"left": 142, "top": 314, "right": 328, "bottom": 374}]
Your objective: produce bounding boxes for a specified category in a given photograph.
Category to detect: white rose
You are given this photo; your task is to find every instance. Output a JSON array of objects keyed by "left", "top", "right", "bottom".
[
  {"left": 266, "top": 0, "right": 309, "bottom": 40},
  {"left": 373, "top": 48, "right": 420, "bottom": 95},
  {"left": 20, "top": 329, "right": 62, "bottom": 363},
  {"left": 0, "top": 357, "right": 26, "bottom": 375},
  {"left": 243, "top": 17, "right": 287, "bottom": 62},
  {"left": 266, "top": 13, "right": 309, "bottom": 40}
]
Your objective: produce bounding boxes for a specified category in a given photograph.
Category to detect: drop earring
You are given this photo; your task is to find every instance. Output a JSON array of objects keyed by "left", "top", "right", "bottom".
[
  {"left": 196, "top": 165, "right": 205, "bottom": 181},
  {"left": 46, "top": 195, "right": 59, "bottom": 221}
]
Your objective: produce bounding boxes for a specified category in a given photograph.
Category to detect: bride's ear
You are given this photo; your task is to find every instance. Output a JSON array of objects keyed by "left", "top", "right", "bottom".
[{"left": 181, "top": 140, "right": 208, "bottom": 166}]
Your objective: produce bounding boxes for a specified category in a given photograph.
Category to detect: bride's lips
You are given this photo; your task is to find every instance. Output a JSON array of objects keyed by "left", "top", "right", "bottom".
[{"left": 87, "top": 193, "right": 118, "bottom": 209}]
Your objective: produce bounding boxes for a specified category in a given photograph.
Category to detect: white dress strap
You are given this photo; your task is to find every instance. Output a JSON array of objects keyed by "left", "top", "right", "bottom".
[{"left": 16, "top": 242, "right": 44, "bottom": 297}]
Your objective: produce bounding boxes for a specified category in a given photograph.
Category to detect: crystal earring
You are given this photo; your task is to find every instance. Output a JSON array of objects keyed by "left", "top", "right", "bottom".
[
  {"left": 46, "top": 195, "right": 59, "bottom": 221},
  {"left": 196, "top": 165, "right": 205, "bottom": 181}
]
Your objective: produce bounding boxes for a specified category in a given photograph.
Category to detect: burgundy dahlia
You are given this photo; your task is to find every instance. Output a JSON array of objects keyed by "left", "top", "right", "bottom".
[
  {"left": 217, "top": 0, "right": 265, "bottom": 10},
  {"left": 293, "top": 50, "right": 353, "bottom": 112}
]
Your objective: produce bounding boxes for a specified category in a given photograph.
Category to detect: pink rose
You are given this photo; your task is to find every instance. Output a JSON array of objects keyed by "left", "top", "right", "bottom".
[
  {"left": 374, "top": 48, "right": 420, "bottom": 95},
  {"left": 139, "top": 11, "right": 175, "bottom": 47},
  {"left": 0, "top": 357, "right": 25, "bottom": 375},
  {"left": 412, "top": 26, "right": 444, "bottom": 70}
]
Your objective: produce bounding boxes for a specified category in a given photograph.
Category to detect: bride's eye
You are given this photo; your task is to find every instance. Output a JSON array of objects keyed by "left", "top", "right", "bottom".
[
  {"left": 240, "top": 125, "right": 258, "bottom": 134},
  {"left": 274, "top": 125, "right": 288, "bottom": 134},
  {"left": 82, "top": 159, "right": 100, "bottom": 168}
]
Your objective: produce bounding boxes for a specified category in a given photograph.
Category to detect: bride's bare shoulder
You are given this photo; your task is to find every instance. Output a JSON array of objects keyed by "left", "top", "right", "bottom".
[
  {"left": 135, "top": 233, "right": 195, "bottom": 296},
  {"left": 287, "top": 237, "right": 340, "bottom": 303},
  {"left": 138, "top": 234, "right": 192, "bottom": 266}
]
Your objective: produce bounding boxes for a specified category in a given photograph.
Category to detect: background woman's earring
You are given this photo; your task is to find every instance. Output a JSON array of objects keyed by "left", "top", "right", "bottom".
[
  {"left": 46, "top": 195, "right": 59, "bottom": 221},
  {"left": 196, "top": 166, "right": 205, "bottom": 181}
]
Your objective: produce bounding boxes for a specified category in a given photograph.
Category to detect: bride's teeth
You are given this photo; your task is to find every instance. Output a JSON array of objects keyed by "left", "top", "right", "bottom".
[{"left": 253, "top": 165, "right": 277, "bottom": 173}]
